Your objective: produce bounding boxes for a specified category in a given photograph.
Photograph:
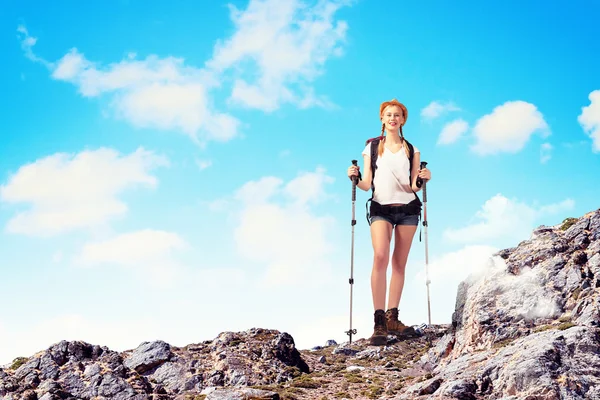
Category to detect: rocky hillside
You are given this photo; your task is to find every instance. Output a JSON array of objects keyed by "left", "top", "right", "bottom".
[{"left": 1, "top": 209, "right": 599, "bottom": 400}]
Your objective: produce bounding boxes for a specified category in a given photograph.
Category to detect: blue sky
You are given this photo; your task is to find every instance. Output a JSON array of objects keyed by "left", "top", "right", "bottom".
[{"left": 1, "top": 0, "right": 599, "bottom": 364}]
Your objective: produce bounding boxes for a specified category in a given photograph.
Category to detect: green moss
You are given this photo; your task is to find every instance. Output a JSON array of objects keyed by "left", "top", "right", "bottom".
[
  {"left": 534, "top": 324, "right": 552, "bottom": 333},
  {"left": 362, "top": 385, "right": 384, "bottom": 399},
  {"left": 284, "top": 366, "right": 303, "bottom": 379},
  {"left": 558, "top": 315, "right": 572, "bottom": 323},
  {"left": 343, "top": 372, "right": 365, "bottom": 383},
  {"left": 560, "top": 217, "right": 578, "bottom": 231},
  {"left": 572, "top": 287, "right": 582, "bottom": 300},
  {"left": 492, "top": 338, "right": 515, "bottom": 349},
  {"left": 290, "top": 374, "right": 320, "bottom": 389},
  {"left": 558, "top": 322, "right": 576, "bottom": 330},
  {"left": 334, "top": 392, "right": 350, "bottom": 398},
  {"left": 10, "top": 357, "right": 28, "bottom": 370}
]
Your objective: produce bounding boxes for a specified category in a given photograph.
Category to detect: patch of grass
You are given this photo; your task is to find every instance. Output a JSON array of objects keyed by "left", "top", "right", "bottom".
[
  {"left": 558, "top": 316, "right": 572, "bottom": 323},
  {"left": 334, "top": 392, "right": 350, "bottom": 398},
  {"left": 362, "top": 385, "right": 384, "bottom": 399},
  {"left": 492, "top": 338, "right": 515, "bottom": 349},
  {"left": 10, "top": 357, "right": 28, "bottom": 370},
  {"left": 558, "top": 322, "right": 576, "bottom": 331},
  {"left": 290, "top": 374, "right": 320, "bottom": 389},
  {"left": 560, "top": 217, "right": 578, "bottom": 231},
  {"left": 184, "top": 395, "right": 206, "bottom": 400},
  {"left": 343, "top": 372, "right": 365, "bottom": 384},
  {"left": 534, "top": 325, "right": 553, "bottom": 333},
  {"left": 284, "top": 366, "right": 303, "bottom": 379},
  {"left": 572, "top": 287, "right": 582, "bottom": 300},
  {"left": 386, "top": 382, "right": 405, "bottom": 396},
  {"left": 284, "top": 387, "right": 305, "bottom": 394}
]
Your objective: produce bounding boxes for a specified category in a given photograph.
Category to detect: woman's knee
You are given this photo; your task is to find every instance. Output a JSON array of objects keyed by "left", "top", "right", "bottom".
[
  {"left": 372, "top": 251, "right": 389, "bottom": 270},
  {"left": 390, "top": 259, "right": 407, "bottom": 275}
]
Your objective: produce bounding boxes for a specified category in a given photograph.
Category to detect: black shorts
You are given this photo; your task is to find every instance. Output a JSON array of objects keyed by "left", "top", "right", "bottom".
[{"left": 368, "top": 199, "right": 421, "bottom": 227}]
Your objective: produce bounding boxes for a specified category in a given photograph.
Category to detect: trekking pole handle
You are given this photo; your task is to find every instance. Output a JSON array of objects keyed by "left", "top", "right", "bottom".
[
  {"left": 418, "top": 161, "right": 428, "bottom": 202},
  {"left": 351, "top": 160, "right": 358, "bottom": 201}
]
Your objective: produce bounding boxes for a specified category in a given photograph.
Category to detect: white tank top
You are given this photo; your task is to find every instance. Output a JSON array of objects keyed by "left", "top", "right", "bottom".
[{"left": 362, "top": 142, "right": 419, "bottom": 205}]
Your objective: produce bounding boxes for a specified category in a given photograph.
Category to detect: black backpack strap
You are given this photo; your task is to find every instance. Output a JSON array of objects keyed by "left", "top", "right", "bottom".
[
  {"left": 405, "top": 139, "right": 424, "bottom": 242},
  {"left": 365, "top": 137, "right": 381, "bottom": 226}
]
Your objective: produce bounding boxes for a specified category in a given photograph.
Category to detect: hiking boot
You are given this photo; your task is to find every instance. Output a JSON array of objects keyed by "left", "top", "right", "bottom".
[
  {"left": 385, "top": 308, "right": 418, "bottom": 337},
  {"left": 370, "top": 309, "right": 388, "bottom": 346}
]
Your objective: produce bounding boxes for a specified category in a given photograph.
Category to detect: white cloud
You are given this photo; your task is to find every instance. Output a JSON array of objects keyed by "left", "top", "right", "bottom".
[
  {"left": 415, "top": 245, "right": 499, "bottom": 284},
  {"left": 437, "top": 118, "right": 469, "bottom": 145},
  {"left": 195, "top": 159, "right": 213, "bottom": 171},
  {"left": 16, "top": 25, "right": 52, "bottom": 68},
  {"left": 231, "top": 168, "right": 337, "bottom": 286},
  {"left": 52, "top": 51, "right": 238, "bottom": 144},
  {"left": 540, "top": 142, "right": 552, "bottom": 164},
  {"left": 443, "top": 194, "right": 575, "bottom": 246},
  {"left": 413, "top": 245, "right": 499, "bottom": 323},
  {"left": 0, "top": 147, "right": 167, "bottom": 236},
  {"left": 74, "top": 229, "right": 188, "bottom": 285},
  {"left": 17, "top": 25, "right": 240, "bottom": 145},
  {"left": 76, "top": 229, "right": 187, "bottom": 267},
  {"left": 471, "top": 101, "right": 550, "bottom": 155},
  {"left": 283, "top": 167, "right": 335, "bottom": 206},
  {"left": 207, "top": 0, "right": 349, "bottom": 111},
  {"left": 0, "top": 314, "right": 167, "bottom": 367},
  {"left": 421, "top": 101, "right": 461, "bottom": 120},
  {"left": 578, "top": 89, "right": 600, "bottom": 152}
]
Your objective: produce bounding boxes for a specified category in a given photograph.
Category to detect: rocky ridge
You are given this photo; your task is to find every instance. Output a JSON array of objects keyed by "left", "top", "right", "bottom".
[{"left": 1, "top": 209, "right": 599, "bottom": 400}]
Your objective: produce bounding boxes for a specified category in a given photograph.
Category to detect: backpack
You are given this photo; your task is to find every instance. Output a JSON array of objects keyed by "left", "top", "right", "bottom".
[{"left": 364, "top": 135, "right": 422, "bottom": 226}]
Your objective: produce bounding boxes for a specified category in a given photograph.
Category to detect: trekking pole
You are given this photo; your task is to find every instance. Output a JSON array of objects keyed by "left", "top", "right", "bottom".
[
  {"left": 417, "top": 161, "right": 432, "bottom": 326},
  {"left": 346, "top": 160, "right": 358, "bottom": 343}
]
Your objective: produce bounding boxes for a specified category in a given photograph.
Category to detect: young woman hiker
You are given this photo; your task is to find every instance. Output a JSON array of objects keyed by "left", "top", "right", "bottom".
[{"left": 346, "top": 99, "right": 431, "bottom": 346}]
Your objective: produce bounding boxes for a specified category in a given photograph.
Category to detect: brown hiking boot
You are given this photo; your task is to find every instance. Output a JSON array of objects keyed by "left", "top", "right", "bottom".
[
  {"left": 385, "top": 308, "right": 417, "bottom": 337},
  {"left": 370, "top": 309, "right": 388, "bottom": 346}
]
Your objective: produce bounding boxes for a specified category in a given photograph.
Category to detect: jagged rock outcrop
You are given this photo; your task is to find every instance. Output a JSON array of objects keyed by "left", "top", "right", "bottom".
[
  {"left": 405, "top": 209, "right": 600, "bottom": 399},
  {"left": 1, "top": 209, "right": 599, "bottom": 400},
  {"left": 0, "top": 329, "right": 308, "bottom": 399}
]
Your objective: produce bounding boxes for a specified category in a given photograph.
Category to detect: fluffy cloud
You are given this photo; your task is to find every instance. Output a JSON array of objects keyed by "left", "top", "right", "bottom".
[
  {"left": 76, "top": 229, "right": 187, "bottom": 266},
  {"left": 18, "top": 0, "right": 351, "bottom": 139},
  {"left": 17, "top": 29, "right": 237, "bottom": 144},
  {"left": 421, "top": 101, "right": 461, "bottom": 120},
  {"left": 578, "top": 89, "right": 600, "bottom": 152},
  {"left": 471, "top": 101, "right": 550, "bottom": 155},
  {"left": 51, "top": 51, "right": 238, "bottom": 144},
  {"left": 16, "top": 25, "right": 52, "bottom": 67},
  {"left": 0, "top": 314, "right": 172, "bottom": 367},
  {"left": 412, "top": 245, "right": 499, "bottom": 322},
  {"left": 232, "top": 168, "right": 337, "bottom": 286},
  {"left": 540, "top": 142, "right": 552, "bottom": 164},
  {"left": 195, "top": 159, "right": 213, "bottom": 171},
  {"left": 74, "top": 229, "right": 189, "bottom": 285},
  {"left": 207, "top": 0, "right": 349, "bottom": 112},
  {"left": 443, "top": 194, "right": 575, "bottom": 246},
  {"left": 437, "top": 118, "right": 469, "bottom": 145},
  {"left": 0, "top": 148, "right": 167, "bottom": 236}
]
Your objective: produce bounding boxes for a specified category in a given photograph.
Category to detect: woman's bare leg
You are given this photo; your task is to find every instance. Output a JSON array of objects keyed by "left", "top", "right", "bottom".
[
  {"left": 387, "top": 224, "right": 418, "bottom": 309},
  {"left": 370, "top": 220, "right": 393, "bottom": 310}
]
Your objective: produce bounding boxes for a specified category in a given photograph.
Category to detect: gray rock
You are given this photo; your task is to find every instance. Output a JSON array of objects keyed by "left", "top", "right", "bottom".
[
  {"left": 206, "top": 387, "right": 280, "bottom": 400},
  {"left": 123, "top": 340, "right": 172, "bottom": 374}
]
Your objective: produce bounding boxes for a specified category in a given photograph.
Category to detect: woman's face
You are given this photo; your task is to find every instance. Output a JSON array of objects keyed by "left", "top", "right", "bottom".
[{"left": 381, "top": 105, "right": 405, "bottom": 132}]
